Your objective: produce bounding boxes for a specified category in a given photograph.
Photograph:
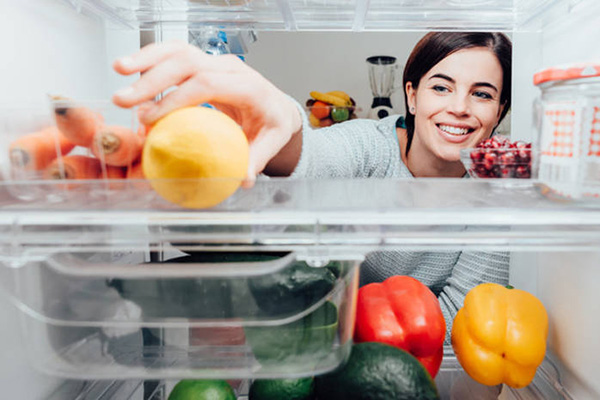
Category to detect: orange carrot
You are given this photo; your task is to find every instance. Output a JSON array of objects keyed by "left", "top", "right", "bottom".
[
  {"left": 125, "top": 161, "right": 151, "bottom": 190},
  {"left": 137, "top": 123, "right": 149, "bottom": 138},
  {"left": 105, "top": 165, "right": 126, "bottom": 180},
  {"left": 44, "top": 155, "right": 102, "bottom": 181},
  {"left": 9, "top": 126, "right": 75, "bottom": 171},
  {"left": 102, "top": 165, "right": 127, "bottom": 190},
  {"left": 126, "top": 161, "right": 145, "bottom": 180},
  {"left": 91, "top": 125, "right": 143, "bottom": 167},
  {"left": 52, "top": 98, "right": 104, "bottom": 147}
]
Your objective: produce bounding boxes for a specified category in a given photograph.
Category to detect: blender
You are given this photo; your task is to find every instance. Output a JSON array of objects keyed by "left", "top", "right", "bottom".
[{"left": 366, "top": 55, "right": 398, "bottom": 120}]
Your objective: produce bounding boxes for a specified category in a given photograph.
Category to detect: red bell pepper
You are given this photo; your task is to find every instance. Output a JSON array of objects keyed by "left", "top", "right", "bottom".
[{"left": 354, "top": 275, "right": 446, "bottom": 378}]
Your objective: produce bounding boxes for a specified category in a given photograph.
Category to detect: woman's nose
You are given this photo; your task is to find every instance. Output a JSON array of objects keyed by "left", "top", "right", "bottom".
[{"left": 448, "top": 94, "right": 471, "bottom": 116}]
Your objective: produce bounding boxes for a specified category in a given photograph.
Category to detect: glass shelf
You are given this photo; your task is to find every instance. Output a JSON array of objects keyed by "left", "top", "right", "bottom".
[
  {"left": 49, "top": 347, "right": 574, "bottom": 399},
  {"left": 2, "top": 179, "right": 600, "bottom": 255},
  {"left": 62, "top": 0, "right": 574, "bottom": 31}
]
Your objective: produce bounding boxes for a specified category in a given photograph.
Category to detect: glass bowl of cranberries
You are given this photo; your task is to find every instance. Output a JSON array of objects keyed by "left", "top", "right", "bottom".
[{"left": 460, "top": 136, "right": 535, "bottom": 179}]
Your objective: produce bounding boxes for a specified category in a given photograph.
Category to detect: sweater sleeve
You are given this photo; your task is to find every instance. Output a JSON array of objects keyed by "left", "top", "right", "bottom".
[
  {"left": 438, "top": 250, "right": 510, "bottom": 343},
  {"left": 289, "top": 99, "right": 400, "bottom": 179}
]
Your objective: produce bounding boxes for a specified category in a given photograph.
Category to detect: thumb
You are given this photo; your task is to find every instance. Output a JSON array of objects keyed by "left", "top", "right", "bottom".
[
  {"left": 242, "top": 130, "right": 285, "bottom": 187},
  {"left": 241, "top": 164, "right": 257, "bottom": 189}
]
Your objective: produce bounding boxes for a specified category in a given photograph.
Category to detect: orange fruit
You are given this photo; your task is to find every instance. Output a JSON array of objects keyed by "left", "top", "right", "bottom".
[
  {"left": 142, "top": 107, "right": 249, "bottom": 208},
  {"left": 311, "top": 101, "right": 331, "bottom": 120}
]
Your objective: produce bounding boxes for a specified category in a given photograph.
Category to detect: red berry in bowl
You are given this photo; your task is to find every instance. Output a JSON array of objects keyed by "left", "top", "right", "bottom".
[
  {"left": 515, "top": 165, "right": 530, "bottom": 179},
  {"left": 470, "top": 149, "right": 484, "bottom": 162},
  {"left": 484, "top": 152, "right": 497, "bottom": 170},
  {"left": 466, "top": 138, "right": 533, "bottom": 179}
]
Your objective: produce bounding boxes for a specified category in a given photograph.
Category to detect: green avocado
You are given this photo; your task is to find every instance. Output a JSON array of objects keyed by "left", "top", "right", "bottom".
[
  {"left": 109, "top": 252, "right": 290, "bottom": 319},
  {"left": 315, "top": 342, "right": 440, "bottom": 400},
  {"left": 248, "top": 261, "right": 337, "bottom": 315},
  {"left": 249, "top": 377, "right": 315, "bottom": 400},
  {"left": 245, "top": 301, "right": 338, "bottom": 366}
]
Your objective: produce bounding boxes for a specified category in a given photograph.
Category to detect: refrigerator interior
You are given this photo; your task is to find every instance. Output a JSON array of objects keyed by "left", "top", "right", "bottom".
[{"left": 2, "top": 0, "right": 600, "bottom": 398}]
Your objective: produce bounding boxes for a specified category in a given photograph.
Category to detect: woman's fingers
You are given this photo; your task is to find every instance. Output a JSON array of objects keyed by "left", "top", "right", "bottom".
[
  {"left": 113, "top": 57, "right": 195, "bottom": 109},
  {"left": 246, "top": 128, "right": 290, "bottom": 178},
  {"left": 113, "top": 40, "right": 189, "bottom": 75},
  {"left": 138, "top": 83, "right": 212, "bottom": 125}
]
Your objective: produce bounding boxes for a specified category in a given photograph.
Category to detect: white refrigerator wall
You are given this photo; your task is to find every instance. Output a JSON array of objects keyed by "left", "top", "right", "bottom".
[
  {"left": 1, "top": 1, "right": 106, "bottom": 106},
  {"left": 0, "top": 1, "right": 139, "bottom": 398},
  {"left": 511, "top": 1, "right": 600, "bottom": 397}
]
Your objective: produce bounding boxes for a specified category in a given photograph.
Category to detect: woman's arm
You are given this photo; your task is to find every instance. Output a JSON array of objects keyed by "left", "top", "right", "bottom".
[
  {"left": 262, "top": 119, "right": 303, "bottom": 177},
  {"left": 112, "top": 41, "right": 302, "bottom": 183},
  {"left": 112, "top": 41, "right": 398, "bottom": 181},
  {"left": 438, "top": 250, "right": 510, "bottom": 343}
]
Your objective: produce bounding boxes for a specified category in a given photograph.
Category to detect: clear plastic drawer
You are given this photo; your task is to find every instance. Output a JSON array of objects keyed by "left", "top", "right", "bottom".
[{"left": 4, "top": 249, "right": 359, "bottom": 379}]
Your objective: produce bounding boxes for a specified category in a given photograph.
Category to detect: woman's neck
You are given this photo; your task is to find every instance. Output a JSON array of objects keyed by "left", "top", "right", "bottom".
[{"left": 396, "top": 128, "right": 466, "bottom": 178}]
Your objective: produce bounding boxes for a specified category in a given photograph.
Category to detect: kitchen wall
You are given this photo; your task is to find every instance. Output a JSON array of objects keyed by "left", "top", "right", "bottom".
[
  {"left": 245, "top": 31, "right": 425, "bottom": 118},
  {"left": 246, "top": 30, "right": 512, "bottom": 135}
]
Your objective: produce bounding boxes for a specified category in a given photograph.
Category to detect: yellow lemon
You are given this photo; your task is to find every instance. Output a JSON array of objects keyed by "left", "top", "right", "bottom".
[{"left": 142, "top": 107, "right": 249, "bottom": 209}]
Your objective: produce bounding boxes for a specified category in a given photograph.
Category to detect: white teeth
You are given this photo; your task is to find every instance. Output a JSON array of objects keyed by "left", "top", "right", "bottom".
[{"left": 439, "top": 124, "right": 470, "bottom": 135}]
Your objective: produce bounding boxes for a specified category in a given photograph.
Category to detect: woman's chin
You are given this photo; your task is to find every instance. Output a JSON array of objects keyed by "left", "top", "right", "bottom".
[{"left": 434, "top": 146, "right": 464, "bottom": 164}]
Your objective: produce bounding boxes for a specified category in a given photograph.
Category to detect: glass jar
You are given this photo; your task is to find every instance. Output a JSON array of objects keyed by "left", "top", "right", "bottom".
[{"left": 534, "top": 63, "right": 600, "bottom": 201}]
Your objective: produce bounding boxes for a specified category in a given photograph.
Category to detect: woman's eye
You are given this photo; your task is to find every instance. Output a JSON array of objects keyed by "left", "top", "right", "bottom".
[
  {"left": 474, "top": 91, "right": 493, "bottom": 100},
  {"left": 432, "top": 85, "right": 449, "bottom": 93}
]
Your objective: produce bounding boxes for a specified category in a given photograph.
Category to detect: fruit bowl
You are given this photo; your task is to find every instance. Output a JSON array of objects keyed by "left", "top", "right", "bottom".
[
  {"left": 305, "top": 90, "right": 359, "bottom": 128},
  {"left": 306, "top": 104, "right": 358, "bottom": 128},
  {"left": 460, "top": 137, "right": 534, "bottom": 179}
]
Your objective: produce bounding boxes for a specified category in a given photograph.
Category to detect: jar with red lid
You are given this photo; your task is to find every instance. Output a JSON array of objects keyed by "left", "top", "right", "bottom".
[{"left": 534, "top": 63, "right": 600, "bottom": 200}]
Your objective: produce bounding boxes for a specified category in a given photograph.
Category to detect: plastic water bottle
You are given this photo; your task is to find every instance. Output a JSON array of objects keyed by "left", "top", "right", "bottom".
[{"left": 201, "top": 30, "right": 231, "bottom": 56}]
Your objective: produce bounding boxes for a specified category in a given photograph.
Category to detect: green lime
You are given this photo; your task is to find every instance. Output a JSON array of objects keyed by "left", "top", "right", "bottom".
[
  {"left": 331, "top": 107, "right": 350, "bottom": 122},
  {"left": 168, "top": 379, "right": 236, "bottom": 400},
  {"left": 249, "top": 377, "right": 315, "bottom": 400}
]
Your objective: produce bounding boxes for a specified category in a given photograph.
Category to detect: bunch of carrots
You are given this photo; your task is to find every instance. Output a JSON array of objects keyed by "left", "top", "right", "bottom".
[{"left": 8, "top": 97, "right": 146, "bottom": 186}]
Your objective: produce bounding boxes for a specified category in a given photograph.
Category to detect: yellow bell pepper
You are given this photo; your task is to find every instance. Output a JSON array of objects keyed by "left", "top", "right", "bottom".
[{"left": 451, "top": 283, "right": 548, "bottom": 388}]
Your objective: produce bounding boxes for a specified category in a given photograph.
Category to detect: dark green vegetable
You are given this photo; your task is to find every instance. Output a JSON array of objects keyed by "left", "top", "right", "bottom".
[
  {"left": 248, "top": 261, "right": 337, "bottom": 315},
  {"left": 315, "top": 342, "right": 440, "bottom": 400}
]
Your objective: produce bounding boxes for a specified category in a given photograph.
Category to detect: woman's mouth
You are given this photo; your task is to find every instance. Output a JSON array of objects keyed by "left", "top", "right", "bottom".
[
  {"left": 437, "top": 124, "right": 474, "bottom": 135},
  {"left": 436, "top": 124, "right": 475, "bottom": 143}
]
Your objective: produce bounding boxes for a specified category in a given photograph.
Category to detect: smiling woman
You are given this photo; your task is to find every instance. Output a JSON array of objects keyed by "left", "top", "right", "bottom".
[
  {"left": 112, "top": 31, "right": 512, "bottom": 341},
  {"left": 402, "top": 32, "right": 511, "bottom": 177}
]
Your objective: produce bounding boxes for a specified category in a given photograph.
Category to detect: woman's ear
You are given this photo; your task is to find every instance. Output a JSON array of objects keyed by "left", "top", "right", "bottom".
[
  {"left": 496, "top": 101, "right": 506, "bottom": 121},
  {"left": 405, "top": 82, "right": 417, "bottom": 115}
]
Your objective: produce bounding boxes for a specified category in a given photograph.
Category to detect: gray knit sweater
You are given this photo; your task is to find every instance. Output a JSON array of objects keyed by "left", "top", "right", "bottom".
[{"left": 291, "top": 113, "right": 509, "bottom": 342}]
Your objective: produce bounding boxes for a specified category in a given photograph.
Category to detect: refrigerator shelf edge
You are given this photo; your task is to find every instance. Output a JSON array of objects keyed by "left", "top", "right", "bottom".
[
  {"left": 59, "top": 0, "right": 578, "bottom": 32},
  {"left": 2, "top": 179, "right": 600, "bottom": 252},
  {"left": 47, "top": 347, "right": 576, "bottom": 400}
]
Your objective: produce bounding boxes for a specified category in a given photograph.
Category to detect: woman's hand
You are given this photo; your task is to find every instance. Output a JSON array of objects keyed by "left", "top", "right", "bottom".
[{"left": 112, "top": 40, "right": 302, "bottom": 184}]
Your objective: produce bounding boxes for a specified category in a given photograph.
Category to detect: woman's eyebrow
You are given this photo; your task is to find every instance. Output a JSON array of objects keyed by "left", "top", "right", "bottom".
[
  {"left": 429, "top": 73, "right": 454, "bottom": 83},
  {"left": 429, "top": 73, "right": 499, "bottom": 93},
  {"left": 473, "top": 82, "right": 499, "bottom": 93}
]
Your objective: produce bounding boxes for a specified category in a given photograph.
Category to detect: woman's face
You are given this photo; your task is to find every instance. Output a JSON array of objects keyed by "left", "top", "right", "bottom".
[{"left": 406, "top": 47, "right": 505, "bottom": 162}]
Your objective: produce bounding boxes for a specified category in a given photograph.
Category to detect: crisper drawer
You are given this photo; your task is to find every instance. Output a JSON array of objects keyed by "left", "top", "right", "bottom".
[{"left": 1, "top": 249, "right": 359, "bottom": 380}]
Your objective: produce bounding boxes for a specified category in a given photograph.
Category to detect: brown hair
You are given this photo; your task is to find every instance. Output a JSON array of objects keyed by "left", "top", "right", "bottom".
[{"left": 402, "top": 32, "right": 512, "bottom": 154}]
